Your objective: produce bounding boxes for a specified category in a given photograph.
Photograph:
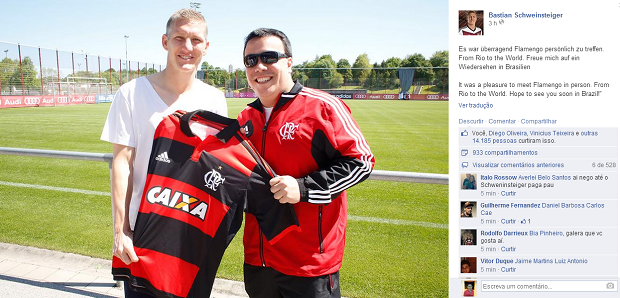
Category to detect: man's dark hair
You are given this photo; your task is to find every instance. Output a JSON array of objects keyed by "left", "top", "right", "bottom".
[
  {"left": 461, "top": 259, "right": 471, "bottom": 266},
  {"left": 243, "top": 28, "right": 293, "bottom": 57}
]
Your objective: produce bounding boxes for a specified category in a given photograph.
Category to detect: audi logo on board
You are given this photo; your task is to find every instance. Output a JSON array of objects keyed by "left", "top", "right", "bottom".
[
  {"left": 24, "top": 97, "right": 41, "bottom": 105},
  {"left": 57, "top": 97, "right": 69, "bottom": 104},
  {"left": 427, "top": 95, "right": 440, "bottom": 100}
]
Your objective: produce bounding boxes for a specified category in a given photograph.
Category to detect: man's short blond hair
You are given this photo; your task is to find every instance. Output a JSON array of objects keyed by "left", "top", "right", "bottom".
[{"left": 166, "top": 8, "right": 208, "bottom": 39}]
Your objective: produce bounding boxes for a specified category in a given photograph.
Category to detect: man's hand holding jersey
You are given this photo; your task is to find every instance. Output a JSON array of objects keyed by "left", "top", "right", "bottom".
[
  {"left": 113, "top": 228, "right": 139, "bottom": 265},
  {"left": 270, "top": 175, "right": 301, "bottom": 204}
]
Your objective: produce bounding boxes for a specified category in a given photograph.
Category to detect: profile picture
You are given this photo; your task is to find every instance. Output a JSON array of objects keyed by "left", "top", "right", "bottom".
[
  {"left": 461, "top": 173, "right": 477, "bottom": 190},
  {"left": 458, "top": 10, "right": 484, "bottom": 36},
  {"left": 463, "top": 280, "right": 477, "bottom": 296},
  {"left": 461, "top": 201, "right": 476, "bottom": 218},
  {"left": 461, "top": 229, "right": 476, "bottom": 245},
  {"left": 461, "top": 257, "right": 477, "bottom": 273}
]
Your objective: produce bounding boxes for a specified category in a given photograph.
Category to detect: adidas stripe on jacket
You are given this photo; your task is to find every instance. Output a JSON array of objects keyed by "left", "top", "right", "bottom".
[{"left": 237, "top": 82, "right": 375, "bottom": 277}]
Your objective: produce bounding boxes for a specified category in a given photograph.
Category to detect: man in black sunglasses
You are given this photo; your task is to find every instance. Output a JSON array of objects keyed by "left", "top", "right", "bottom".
[{"left": 238, "top": 28, "right": 375, "bottom": 298}]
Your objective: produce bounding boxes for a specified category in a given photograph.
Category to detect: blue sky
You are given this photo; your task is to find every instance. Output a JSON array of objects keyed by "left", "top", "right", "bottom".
[{"left": 1, "top": 0, "right": 448, "bottom": 70}]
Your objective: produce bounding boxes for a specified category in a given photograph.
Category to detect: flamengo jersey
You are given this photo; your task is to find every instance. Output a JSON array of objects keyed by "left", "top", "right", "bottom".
[
  {"left": 459, "top": 26, "right": 482, "bottom": 35},
  {"left": 112, "top": 110, "right": 299, "bottom": 298}
]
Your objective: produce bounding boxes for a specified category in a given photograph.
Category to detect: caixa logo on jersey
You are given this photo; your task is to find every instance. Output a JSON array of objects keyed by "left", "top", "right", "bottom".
[
  {"left": 204, "top": 169, "right": 225, "bottom": 191},
  {"left": 24, "top": 97, "right": 41, "bottom": 105},
  {"left": 279, "top": 122, "right": 299, "bottom": 140},
  {"left": 146, "top": 186, "right": 209, "bottom": 221}
]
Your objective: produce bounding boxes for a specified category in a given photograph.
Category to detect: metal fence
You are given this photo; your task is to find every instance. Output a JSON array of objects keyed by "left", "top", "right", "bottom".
[
  {"left": 0, "top": 41, "right": 163, "bottom": 96},
  {"left": 0, "top": 147, "right": 449, "bottom": 185},
  {"left": 201, "top": 67, "right": 449, "bottom": 96},
  {"left": 1, "top": 41, "right": 448, "bottom": 99}
]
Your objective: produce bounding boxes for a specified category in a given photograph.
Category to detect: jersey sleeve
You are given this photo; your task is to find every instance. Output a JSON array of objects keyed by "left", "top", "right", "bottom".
[
  {"left": 100, "top": 87, "right": 135, "bottom": 147},
  {"left": 298, "top": 98, "right": 375, "bottom": 204},
  {"left": 245, "top": 155, "right": 300, "bottom": 245}
]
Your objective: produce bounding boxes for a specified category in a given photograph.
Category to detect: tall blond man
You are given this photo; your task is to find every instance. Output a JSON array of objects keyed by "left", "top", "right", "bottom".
[{"left": 100, "top": 9, "right": 227, "bottom": 298}]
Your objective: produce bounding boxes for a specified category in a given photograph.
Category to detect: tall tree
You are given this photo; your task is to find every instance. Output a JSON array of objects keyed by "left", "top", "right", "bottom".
[
  {"left": 379, "top": 57, "right": 402, "bottom": 89},
  {"left": 201, "top": 61, "right": 225, "bottom": 86},
  {"left": 402, "top": 53, "right": 434, "bottom": 83},
  {"left": 9, "top": 57, "right": 39, "bottom": 93},
  {"left": 0, "top": 58, "right": 18, "bottom": 92},
  {"left": 336, "top": 59, "right": 352, "bottom": 82},
  {"left": 352, "top": 54, "right": 372, "bottom": 86},
  {"left": 302, "top": 55, "right": 342, "bottom": 89},
  {"left": 430, "top": 50, "right": 449, "bottom": 92},
  {"left": 429, "top": 50, "right": 449, "bottom": 67}
]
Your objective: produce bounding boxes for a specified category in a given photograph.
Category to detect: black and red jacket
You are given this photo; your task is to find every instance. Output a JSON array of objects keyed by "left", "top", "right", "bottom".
[
  {"left": 112, "top": 110, "right": 299, "bottom": 298},
  {"left": 237, "top": 82, "right": 375, "bottom": 277}
]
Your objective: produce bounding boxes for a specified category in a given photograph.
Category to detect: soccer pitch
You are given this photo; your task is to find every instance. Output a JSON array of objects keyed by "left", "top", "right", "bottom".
[{"left": 0, "top": 99, "right": 448, "bottom": 297}]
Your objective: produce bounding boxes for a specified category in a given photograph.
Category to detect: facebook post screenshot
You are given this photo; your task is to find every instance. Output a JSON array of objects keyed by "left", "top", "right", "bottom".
[
  {"left": 2, "top": 1, "right": 619, "bottom": 298},
  {"left": 450, "top": 1, "right": 619, "bottom": 297}
]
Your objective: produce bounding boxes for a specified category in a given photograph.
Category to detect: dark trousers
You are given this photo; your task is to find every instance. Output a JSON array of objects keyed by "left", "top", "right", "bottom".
[
  {"left": 124, "top": 281, "right": 155, "bottom": 298},
  {"left": 244, "top": 263, "right": 341, "bottom": 298}
]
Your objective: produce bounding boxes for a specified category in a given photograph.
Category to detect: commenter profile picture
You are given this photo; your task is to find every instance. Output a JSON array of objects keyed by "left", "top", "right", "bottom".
[
  {"left": 461, "top": 201, "right": 476, "bottom": 218},
  {"left": 461, "top": 229, "right": 477, "bottom": 246},
  {"left": 463, "top": 280, "right": 477, "bottom": 296},
  {"left": 461, "top": 173, "right": 477, "bottom": 190},
  {"left": 459, "top": 10, "right": 484, "bottom": 36}
]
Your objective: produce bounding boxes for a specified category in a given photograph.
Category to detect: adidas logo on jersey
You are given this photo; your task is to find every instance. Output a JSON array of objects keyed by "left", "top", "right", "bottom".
[{"left": 155, "top": 151, "right": 171, "bottom": 163}]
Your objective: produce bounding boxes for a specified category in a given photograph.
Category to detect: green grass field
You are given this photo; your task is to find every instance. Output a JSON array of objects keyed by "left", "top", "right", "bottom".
[{"left": 0, "top": 99, "right": 448, "bottom": 298}]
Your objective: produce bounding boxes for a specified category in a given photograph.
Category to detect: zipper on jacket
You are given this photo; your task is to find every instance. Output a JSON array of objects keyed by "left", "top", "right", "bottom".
[
  {"left": 318, "top": 205, "right": 324, "bottom": 253},
  {"left": 259, "top": 228, "right": 266, "bottom": 267},
  {"left": 260, "top": 114, "right": 270, "bottom": 155},
  {"left": 259, "top": 111, "right": 270, "bottom": 266}
]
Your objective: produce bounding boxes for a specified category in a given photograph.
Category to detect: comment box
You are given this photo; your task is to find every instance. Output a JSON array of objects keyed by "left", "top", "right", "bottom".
[{"left": 480, "top": 280, "right": 617, "bottom": 292}]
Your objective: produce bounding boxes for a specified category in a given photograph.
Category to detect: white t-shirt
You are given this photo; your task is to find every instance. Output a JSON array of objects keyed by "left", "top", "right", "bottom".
[
  {"left": 264, "top": 106, "right": 274, "bottom": 121},
  {"left": 458, "top": 26, "right": 482, "bottom": 35},
  {"left": 101, "top": 76, "right": 227, "bottom": 229}
]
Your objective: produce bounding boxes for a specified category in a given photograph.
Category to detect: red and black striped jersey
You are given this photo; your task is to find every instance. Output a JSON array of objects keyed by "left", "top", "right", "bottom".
[{"left": 112, "top": 110, "right": 299, "bottom": 298}]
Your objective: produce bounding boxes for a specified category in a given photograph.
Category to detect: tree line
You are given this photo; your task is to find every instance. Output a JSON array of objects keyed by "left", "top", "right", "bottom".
[
  {"left": 1, "top": 50, "right": 448, "bottom": 94},
  {"left": 201, "top": 51, "right": 449, "bottom": 92}
]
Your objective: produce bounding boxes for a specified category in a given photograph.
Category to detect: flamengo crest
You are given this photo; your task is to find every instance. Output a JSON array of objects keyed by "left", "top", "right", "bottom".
[
  {"left": 279, "top": 122, "right": 299, "bottom": 140},
  {"left": 204, "top": 169, "right": 226, "bottom": 191}
]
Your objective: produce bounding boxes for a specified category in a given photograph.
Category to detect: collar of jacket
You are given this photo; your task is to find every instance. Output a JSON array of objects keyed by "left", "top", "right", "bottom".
[{"left": 247, "top": 80, "right": 303, "bottom": 113}]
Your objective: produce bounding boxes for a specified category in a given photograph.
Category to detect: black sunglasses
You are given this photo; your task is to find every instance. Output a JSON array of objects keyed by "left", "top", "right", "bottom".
[{"left": 244, "top": 51, "right": 289, "bottom": 68}]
